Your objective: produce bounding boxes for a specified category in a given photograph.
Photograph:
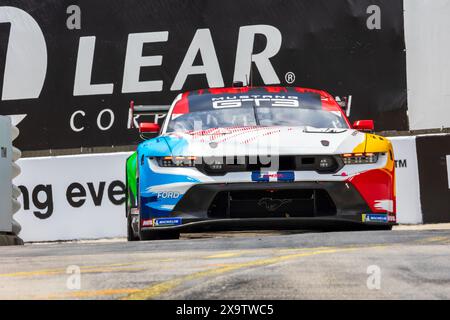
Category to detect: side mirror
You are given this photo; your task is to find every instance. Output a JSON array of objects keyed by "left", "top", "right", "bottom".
[
  {"left": 139, "top": 122, "right": 160, "bottom": 133},
  {"left": 353, "top": 120, "right": 374, "bottom": 132}
]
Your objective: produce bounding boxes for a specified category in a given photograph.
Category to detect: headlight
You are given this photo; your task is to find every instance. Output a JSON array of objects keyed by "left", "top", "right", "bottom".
[
  {"left": 157, "top": 156, "right": 197, "bottom": 167},
  {"left": 341, "top": 153, "right": 379, "bottom": 165}
]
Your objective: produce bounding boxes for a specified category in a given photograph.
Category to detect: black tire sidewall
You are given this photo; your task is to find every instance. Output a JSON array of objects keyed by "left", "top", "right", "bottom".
[{"left": 127, "top": 213, "right": 139, "bottom": 241}]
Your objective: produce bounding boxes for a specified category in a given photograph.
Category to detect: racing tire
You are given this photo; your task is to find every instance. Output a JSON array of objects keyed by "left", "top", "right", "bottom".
[
  {"left": 127, "top": 214, "right": 139, "bottom": 241},
  {"left": 139, "top": 230, "right": 180, "bottom": 241}
]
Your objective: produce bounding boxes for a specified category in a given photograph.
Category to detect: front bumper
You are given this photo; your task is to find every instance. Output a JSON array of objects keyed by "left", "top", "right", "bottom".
[
  {"left": 174, "top": 181, "right": 368, "bottom": 217},
  {"left": 140, "top": 181, "right": 396, "bottom": 232}
]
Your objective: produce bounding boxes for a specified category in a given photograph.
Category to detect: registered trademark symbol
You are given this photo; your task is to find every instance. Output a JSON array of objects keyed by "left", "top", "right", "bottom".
[{"left": 285, "top": 72, "right": 295, "bottom": 84}]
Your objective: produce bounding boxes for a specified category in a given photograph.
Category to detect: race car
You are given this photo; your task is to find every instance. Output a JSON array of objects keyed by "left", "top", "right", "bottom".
[{"left": 126, "top": 86, "right": 396, "bottom": 241}]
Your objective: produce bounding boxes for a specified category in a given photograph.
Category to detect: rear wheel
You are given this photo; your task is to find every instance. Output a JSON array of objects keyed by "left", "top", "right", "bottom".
[{"left": 140, "top": 230, "right": 180, "bottom": 241}]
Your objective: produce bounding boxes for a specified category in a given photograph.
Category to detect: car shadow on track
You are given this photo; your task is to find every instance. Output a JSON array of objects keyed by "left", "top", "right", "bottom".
[{"left": 181, "top": 230, "right": 321, "bottom": 240}]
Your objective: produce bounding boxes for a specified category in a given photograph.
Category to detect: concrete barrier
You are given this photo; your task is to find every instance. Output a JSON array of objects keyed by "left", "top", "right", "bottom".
[
  {"left": 0, "top": 115, "right": 23, "bottom": 246},
  {"left": 13, "top": 137, "right": 428, "bottom": 242},
  {"left": 388, "top": 136, "right": 423, "bottom": 224}
]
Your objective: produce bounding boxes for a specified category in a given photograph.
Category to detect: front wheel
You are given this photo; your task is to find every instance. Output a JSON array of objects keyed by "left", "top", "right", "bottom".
[{"left": 127, "top": 214, "right": 139, "bottom": 241}]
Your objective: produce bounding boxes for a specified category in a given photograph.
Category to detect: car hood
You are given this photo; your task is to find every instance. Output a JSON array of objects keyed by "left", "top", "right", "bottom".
[{"left": 161, "top": 126, "right": 366, "bottom": 156}]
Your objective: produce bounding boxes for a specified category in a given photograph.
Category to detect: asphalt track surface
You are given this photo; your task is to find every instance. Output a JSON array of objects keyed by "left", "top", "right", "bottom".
[{"left": 1, "top": 226, "right": 450, "bottom": 300}]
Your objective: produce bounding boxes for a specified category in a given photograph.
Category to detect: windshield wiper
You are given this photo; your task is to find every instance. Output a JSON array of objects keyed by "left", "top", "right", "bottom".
[{"left": 252, "top": 105, "right": 260, "bottom": 126}]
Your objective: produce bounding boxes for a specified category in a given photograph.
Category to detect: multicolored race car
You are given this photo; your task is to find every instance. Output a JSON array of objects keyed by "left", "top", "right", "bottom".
[{"left": 126, "top": 86, "right": 396, "bottom": 241}]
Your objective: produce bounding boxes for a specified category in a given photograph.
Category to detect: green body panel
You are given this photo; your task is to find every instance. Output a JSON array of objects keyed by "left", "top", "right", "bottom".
[{"left": 126, "top": 152, "right": 138, "bottom": 207}]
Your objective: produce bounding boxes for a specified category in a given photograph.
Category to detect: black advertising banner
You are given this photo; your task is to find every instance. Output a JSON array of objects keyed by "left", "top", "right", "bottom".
[
  {"left": 0, "top": 0, "right": 407, "bottom": 151},
  {"left": 416, "top": 135, "right": 450, "bottom": 224}
]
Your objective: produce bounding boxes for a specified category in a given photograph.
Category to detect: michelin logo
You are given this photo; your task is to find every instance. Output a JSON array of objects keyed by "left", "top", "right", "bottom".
[
  {"left": 154, "top": 218, "right": 182, "bottom": 227},
  {"left": 363, "top": 214, "right": 388, "bottom": 223}
]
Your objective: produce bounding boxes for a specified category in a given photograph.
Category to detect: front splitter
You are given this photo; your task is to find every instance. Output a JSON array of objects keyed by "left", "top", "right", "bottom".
[{"left": 140, "top": 217, "right": 395, "bottom": 233}]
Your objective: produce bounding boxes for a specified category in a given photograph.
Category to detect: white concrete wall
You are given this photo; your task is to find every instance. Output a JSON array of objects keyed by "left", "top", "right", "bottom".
[
  {"left": 404, "top": 0, "right": 450, "bottom": 130},
  {"left": 14, "top": 152, "right": 131, "bottom": 241},
  {"left": 389, "top": 136, "right": 423, "bottom": 224}
]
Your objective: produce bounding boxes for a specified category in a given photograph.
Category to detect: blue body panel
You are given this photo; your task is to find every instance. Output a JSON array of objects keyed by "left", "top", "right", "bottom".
[{"left": 137, "top": 136, "right": 198, "bottom": 220}]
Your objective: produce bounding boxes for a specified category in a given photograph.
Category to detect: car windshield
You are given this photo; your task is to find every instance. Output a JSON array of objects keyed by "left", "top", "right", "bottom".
[{"left": 166, "top": 90, "right": 348, "bottom": 132}]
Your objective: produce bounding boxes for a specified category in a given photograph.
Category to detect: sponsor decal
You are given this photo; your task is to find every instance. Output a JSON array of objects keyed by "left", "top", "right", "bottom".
[
  {"left": 13, "top": 152, "right": 131, "bottom": 241},
  {"left": 154, "top": 218, "right": 182, "bottom": 227},
  {"left": 252, "top": 171, "right": 295, "bottom": 182},
  {"left": 0, "top": 1, "right": 407, "bottom": 151},
  {"left": 373, "top": 200, "right": 394, "bottom": 212},
  {"left": 141, "top": 219, "right": 154, "bottom": 227},
  {"left": 18, "top": 180, "right": 126, "bottom": 220},
  {"left": 212, "top": 95, "right": 299, "bottom": 109},
  {"left": 142, "top": 218, "right": 182, "bottom": 227},
  {"left": 362, "top": 214, "right": 389, "bottom": 223},
  {"left": 0, "top": 7, "right": 47, "bottom": 101},
  {"left": 157, "top": 191, "right": 180, "bottom": 199}
]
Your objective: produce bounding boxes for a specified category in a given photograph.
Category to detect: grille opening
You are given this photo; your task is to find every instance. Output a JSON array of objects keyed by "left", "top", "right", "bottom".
[
  {"left": 208, "top": 192, "right": 229, "bottom": 218},
  {"left": 207, "top": 189, "right": 337, "bottom": 219},
  {"left": 315, "top": 190, "right": 336, "bottom": 216}
]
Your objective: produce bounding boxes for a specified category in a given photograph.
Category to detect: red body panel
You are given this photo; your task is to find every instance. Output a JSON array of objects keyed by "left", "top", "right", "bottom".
[{"left": 348, "top": 168, "right": 396, "bottom": 215}]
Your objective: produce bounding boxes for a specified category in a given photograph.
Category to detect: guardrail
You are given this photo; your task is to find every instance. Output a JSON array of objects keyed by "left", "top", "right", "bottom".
[
  {"left": 0, "top": 115, "right": 23, "bottom": 245},
  {"left": 11, "top": 121, "right": 22, "bottom": 236}
]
